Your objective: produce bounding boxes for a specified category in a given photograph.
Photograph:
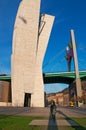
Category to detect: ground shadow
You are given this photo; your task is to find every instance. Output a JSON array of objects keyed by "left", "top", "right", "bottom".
[
  {"left": 57, "top": 110, "right": 86, "bottom": 130},
  {"left": 0, "top": 107, "right": 32, "bottom": 120},
  {"left": 47, "top": 109, "right": 58, "bottom": 130}
]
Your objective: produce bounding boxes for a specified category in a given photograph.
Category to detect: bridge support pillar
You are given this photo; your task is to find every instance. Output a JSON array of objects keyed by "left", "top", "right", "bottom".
[
  {"left": 75, "top": 78, "right": 82, "bottom": 107},
  {"left": 70, "top": 29, "right": 82, "bottom": 107}
]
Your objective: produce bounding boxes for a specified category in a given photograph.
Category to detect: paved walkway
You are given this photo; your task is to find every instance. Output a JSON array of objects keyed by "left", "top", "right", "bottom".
[
  {"left": 0, "top": 106, "right": 85, "bottom": 117},
  {"left": 29, "top": 119, "right": 79, "bottom": 126},
  {"left": 0, "top": 106, "right": 86, "bottom": 127}
]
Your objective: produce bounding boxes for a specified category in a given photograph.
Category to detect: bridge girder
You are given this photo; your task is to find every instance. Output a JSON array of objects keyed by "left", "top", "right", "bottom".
[{"left": 0, "top": 71, "right": 86, "bottom": 84}]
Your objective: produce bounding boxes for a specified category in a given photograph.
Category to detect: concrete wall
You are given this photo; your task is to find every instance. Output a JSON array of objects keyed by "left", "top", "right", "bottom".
[
  {"left": 31, "top": 14, "right": 55, "bottom": 107},
  {"left": 11, "top": 0, "right": 40, "bottom": 106}
]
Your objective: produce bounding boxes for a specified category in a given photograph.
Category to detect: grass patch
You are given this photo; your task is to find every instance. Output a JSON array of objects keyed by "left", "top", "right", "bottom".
[
  {"left": 0, "top": 115, "right": 86, "bottom": 130},
  {"left": 0, "top": 115, "right": 44, "bottom": 130},
  {"left": 71, "top": 117, "right": 86, "bottom": 130}
]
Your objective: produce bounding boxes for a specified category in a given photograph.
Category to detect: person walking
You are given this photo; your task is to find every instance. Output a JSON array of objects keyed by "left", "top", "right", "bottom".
[{"left": 50, "top": 100, "right": 56, "bottom": 120}]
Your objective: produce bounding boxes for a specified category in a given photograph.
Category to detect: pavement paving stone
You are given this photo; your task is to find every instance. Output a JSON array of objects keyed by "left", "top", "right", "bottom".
[{"left": 29, "top": 119, "right": 79, "bottom": 126}]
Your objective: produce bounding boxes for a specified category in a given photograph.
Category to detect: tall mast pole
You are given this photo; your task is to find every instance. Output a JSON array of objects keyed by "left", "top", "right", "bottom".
[{"left": 70, "top": 29, "right": 82, "bottom": 107}]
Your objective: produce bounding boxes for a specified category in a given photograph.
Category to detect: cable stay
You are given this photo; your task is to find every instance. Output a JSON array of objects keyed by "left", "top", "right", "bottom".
[
  {"left": 77, "top": 44, "right": 86, "bottom": 70},
  {"left": 50, "top": 58, "right": 65, "bottom": 72},
  {"left": 78, "top": 63, "right": 86, "bottom": 71},
  {"left": 43, "top": 48, "right": 65, "bottom": 69},
  {"left": 0, "top": 64, "right": 3, "bottom": 74},
  {"left": 77, "top": 43, "right": 86, "bottom": 49},
  {"left": 43, "top": 43, "right": 86, "bottom": 73},
  {"left": 78, "top": 59, "right": 86, "bottom": 70},
  {"left": 77, "top": 44, "right": 86, "bottom": 53},
  {"left": 79, "top": 49, "right": 86, "bottom": 56},
  {"left": 79, "top": 58, "right": 86, "bottom": 62}
]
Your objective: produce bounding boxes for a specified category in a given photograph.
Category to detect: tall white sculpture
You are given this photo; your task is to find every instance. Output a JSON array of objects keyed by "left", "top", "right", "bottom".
[
  {"left": 31, "top": 14, "right": 55, "bottom": 107},
  {"left": 11, "top": 0, "right": 54, "bottom": 107}
]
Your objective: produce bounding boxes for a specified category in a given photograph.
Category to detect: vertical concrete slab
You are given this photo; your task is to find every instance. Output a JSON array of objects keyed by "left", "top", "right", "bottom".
[
  {"left": 11, "top": 0, "right": 40, "bottom": 106},
  {"left": 31, "top": 14, "right": 55, "bottom": 107}
]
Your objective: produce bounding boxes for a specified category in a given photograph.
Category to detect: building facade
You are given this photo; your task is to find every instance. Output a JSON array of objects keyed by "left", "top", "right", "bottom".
[{"left": 0, "top": 81, "right": 11, "bottom": 106}]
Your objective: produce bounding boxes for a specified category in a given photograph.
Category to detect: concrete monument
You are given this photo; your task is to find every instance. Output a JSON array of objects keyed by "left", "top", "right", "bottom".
[{"left": 11, "top": 0, "right": 54, "bottom": 107}]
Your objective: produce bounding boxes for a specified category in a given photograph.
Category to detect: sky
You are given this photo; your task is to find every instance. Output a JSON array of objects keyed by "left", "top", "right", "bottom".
[{"left": 0, "top": 0, "right": 86, "bottom": 93}]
